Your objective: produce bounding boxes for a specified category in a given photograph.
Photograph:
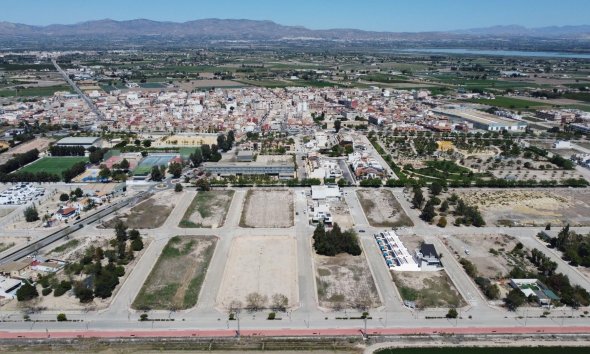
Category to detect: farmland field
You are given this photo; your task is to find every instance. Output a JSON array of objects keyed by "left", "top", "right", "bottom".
[{"left": 17, "top": 157, "right": 87, "bottom": 176}]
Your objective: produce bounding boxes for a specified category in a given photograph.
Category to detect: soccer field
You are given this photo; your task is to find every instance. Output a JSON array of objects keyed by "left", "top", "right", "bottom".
[{"left": 18, "top": 157, "right": 88, "bottom": 176}]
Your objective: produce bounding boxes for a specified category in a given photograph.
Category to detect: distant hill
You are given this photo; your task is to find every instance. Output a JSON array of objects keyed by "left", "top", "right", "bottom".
[{"left": 1, "top": 18, "right": 589, "bottom": 41}]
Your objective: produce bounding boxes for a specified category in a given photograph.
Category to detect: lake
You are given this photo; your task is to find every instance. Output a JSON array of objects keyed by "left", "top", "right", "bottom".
[{"left": 397, "top": 48, "right": 590, "bottom": 59}]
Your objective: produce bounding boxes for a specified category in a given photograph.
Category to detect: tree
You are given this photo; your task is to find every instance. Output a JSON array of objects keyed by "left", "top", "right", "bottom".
[
  {"left": 334, "top": 119, "right": 342, "bottom": 133},
  {"left": 168, "top": 162, "right": 182, "bottom": 178},
  {"left": 57, "top": 313, "right": 67, "bottom": 322},
  {"left": 131, "top": 238, "right": 144, "bottom": 251},
  {"left": 271, "top": 293, "right": 289, "bottom": 312},
  {"left": 99, "top": 166, "right": 111, "bottom": 180},
  {"left": 504, "top": 288, "right": 527, "bottom": 311},
  {"left": 195, "top": 178, "right": 210, "bottom": 191},
  {"left": 420, "top": 201, "right": 436, "bottom": 222},
  {"left": 437, "top": 216, "right": 447, "bottom": 228},
  {"left": 440, "top": 200, "right": 449, "bottom": 212},
  {"left": 120, "top": 158, "right": 130, "bottom": 170},
  {"left": 59, "top": 193, "right": 70, "bottom": 202},
  {"left": 74, "top": 187, "right": 84, "bottom": 198},
  {"left": 412, "top": 188, "right": 424, "bottom": 209},
  {"left": 429, "top": 181, "right": 443, "bottom": 196},
  {"left": 175, "top": 183, "right": 183, "bottom": 192},
  {"left": 23, "top": 206, "right": 39, "bottom": 222},
  {"left": 245, "top": 292, "right": 268, "bottom": 311},
  {"left": 446, "top": 308, "right": 458, "bottom": 319},
  {"left": 16, "top": 282, "right": 38, "bottom": 301},
  {"left": 150, "top": 165, "right": 163, "bottom": 181},
  {"left": 142, "top": 139, "right": 151, "bottom": 148}
]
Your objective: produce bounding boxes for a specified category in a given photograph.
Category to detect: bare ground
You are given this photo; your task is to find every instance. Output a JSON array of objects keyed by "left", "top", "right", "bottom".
[
  {"left": 240, "top": 189, "right": 293, "bottom": 228},
  {"left": 356, "top": 189, "right": 413, "bottom": 228},
  {"left": 102, "top": 190, "right": 175, "bottom": 229},
  {"left": 180, "top": 190, "right": 234, "bottom": 228},
  {"left": 457, "top": 189, "right": 590, "bottom": 227},
  {"left": 330, "top": 199, "right": 354, "bottom": 229},
  {"left": 216, "top": 236, "right": 298, "bottom": 310},
  {"left": 315, "top": 253, "right": 381, "bottom": 310}
]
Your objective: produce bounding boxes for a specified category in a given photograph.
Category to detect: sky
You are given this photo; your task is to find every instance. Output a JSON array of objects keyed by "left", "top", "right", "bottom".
[{"left": 2, "top": 0, "right": 589, "bottom": 32}]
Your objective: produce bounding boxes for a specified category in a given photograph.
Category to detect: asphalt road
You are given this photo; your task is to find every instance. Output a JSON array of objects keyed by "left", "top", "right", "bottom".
[{"left": 1, "top": 186, "right": 590, "bottom": 337}]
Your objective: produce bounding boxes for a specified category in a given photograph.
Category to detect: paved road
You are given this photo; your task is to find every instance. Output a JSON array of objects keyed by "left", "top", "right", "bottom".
[{"left": 2, "top": 186, "right": 590, "bottom": 337}]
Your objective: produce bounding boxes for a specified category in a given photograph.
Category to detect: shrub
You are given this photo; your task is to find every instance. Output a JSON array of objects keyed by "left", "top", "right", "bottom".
[
  {"left": 446, "top": 308, "right": 458, "bottom": 319},
  {"left": 57, "top": 313, "right": 67, "bottom": 322},
  {"left": 437, "top": 217, "right": 447, "bottom": 228},
  {"left": 41, "top": 287, "right": 52, "bottom": 296},
  {"left": 267, "top": 312, "right": 276, "bottom": 320}
]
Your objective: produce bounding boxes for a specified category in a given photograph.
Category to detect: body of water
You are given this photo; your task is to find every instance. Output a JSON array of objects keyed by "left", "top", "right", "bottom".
[{"left": 398, "top": 48, "right": 590, "bottom": 59}]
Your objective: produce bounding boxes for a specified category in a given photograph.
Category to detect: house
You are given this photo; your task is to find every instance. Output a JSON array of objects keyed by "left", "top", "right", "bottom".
[
  {"left": 414, "top": 243, "right": 442, "bottom": 270},
  {"left": 0, "top": 276, "right": 22, "bottom": 299},
  {"left": 311, "top": 204, "right": 333, "bottom": 225},
  {"left": 510, "top": 279, "right": 560, "bottom": 306},
  {"left": 0, "top": 260, "right": 32, "bottom": 279},
  {"left": 31, "top": 260, "right": 65, "bottom": 273},
  {"left": 55, "top": 206, "right": 79, "bottom": 220},
  {"left": 374, "top": 231, "right": 420, "bottom": 271}
]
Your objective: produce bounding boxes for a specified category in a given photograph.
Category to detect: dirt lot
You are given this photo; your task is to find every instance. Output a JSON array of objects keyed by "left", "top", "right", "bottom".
[
  {"left": 240, "top": 189, "right": 293, "bottom": 228},
  {"left": 315, "top": 253, "right": 381, "bottom": 310},
  {"left": 356, "top": 189, "right": 413, "bottom": 228},
  {"left": 216, "top": 236, "right": 298, "bottom": 310},
  {"left": 457, "top": 189, "right": 590, "bottom": 227},
  {"left": 445, "top": 234, "right": 533, "bottom": 279},
  {"left": 180, "top": 190, "right": 234, "bottom": 228},
  {"left": 329, "top": 199, "right": 354, "bottom": 229},
  {"left": 0, "top": 137, "right": 53, "bottom": 165},
  {"left": 133, "top": 236, "right": 217, "bottom": 310},
  {"left": 102, "top": 190, "right": 175, "bottom": 229},
  {"left": 392, "top": 271, "right": 466, "bottom": 309}
]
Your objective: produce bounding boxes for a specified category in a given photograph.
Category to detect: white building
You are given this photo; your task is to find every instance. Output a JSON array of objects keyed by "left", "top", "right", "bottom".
[{"left": 374, "top": 231, "right": 420, "bottom": 271}]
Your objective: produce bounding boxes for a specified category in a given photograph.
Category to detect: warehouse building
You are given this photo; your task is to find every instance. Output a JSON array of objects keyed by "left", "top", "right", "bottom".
[
  {"left": 202, "top": 161, "right": 295, "bottom": 179},
  {"left": 55, "top": 136, "right": 102, "bottom": 150},
  {"left": 434, "top": 107, "right": 527, "bottom": 132}
]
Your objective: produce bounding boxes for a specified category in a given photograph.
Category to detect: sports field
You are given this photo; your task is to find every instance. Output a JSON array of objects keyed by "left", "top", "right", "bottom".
[{"left": 18, "top": 157, "right": 88, "bottom": 176}]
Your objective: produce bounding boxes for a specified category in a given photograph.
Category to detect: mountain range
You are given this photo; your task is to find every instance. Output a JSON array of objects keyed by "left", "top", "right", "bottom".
[{"left": 0, "top": 19, "right": 589, "bottom": 41}]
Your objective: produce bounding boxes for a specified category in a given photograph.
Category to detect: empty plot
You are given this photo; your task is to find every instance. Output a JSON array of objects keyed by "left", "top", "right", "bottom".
[
  {"left": 356, "top": 189, "right": 413, "bottom": 228},
  {"left": 315, "top": 253, "right": 381, "bottom": 310},
  {"left": 102, "top": 190, "right": 175, "bottom": 229},
  {"left": 133, "top": 236, "right": 217, "bottom": 310},
  {"left": 458, "top": 189, "right": 590, "bottom": 227},
  {"left": 240, "top": 189, "right": 293, "bottom": 228},
  {"left": 392, "top": 271, "right": 466, "bottom": 309},
  {"left": 179, "top": 190, "right": 234, "bottom": 228},
  {"left": 216, "top": 236, "right": 298, "bottom": 310}
]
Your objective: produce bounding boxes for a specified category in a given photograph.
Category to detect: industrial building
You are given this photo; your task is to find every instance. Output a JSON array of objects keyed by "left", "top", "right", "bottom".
[
  {"left": 55, "top": 136, "right": 102, "bottom": 150},
  {"left": 202, "top": 161, "right": 295, "bottom": 179},
  {"left": 434, "top": 107, "right": 527, "bottom": 132}
]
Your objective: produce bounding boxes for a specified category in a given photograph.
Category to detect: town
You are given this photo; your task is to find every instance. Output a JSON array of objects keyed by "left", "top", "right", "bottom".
[{"left": 2, "top": 3, "right": 590, "bottom": 353}]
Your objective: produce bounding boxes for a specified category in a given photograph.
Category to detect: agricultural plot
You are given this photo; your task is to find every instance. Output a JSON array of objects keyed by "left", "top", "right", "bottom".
[
  {"left": 133, "top": 236, "right": 217, "bottom": 310},
  {"left": 457, "top": 189, "right": 590, "bottom": 227},
  {"left": 315, "top": 253, "right": 381, "bottom": 310},
  {"left": 216, "top": 236, "right": 298, "bottom": 310},
  {"left": 356, "top": 189, "right": 413, "bottom": 228},
  {"left": 240, "top": 189, "right": 293, "bottom": 228},
  {"left": 18, "top": 157, "right": 88, "bottom": 176},
  {"left": 179, "top": 190, "right": 234, "bottom": 228},
  {"left": 391, "top": 271, "right": 466, "bottom": 309}
]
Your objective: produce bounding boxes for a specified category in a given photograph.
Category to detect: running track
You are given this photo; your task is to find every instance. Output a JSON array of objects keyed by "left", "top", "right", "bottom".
[{"left": 1, "top": 326, "right": 590, "bottom": 339}]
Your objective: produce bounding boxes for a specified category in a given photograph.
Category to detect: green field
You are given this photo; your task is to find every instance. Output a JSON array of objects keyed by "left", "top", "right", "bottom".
[
  {"left": 0, "top": 85, "right": 72, "bottom": 97},
  {"left": 18, "top": 157, "right": 88, "bottom": 176},
  {"left": 376, "top": 348, "right": 590, "bottom": 354},
  {"left": 463, "top": 96, "right": 549, "bottom": 109}
]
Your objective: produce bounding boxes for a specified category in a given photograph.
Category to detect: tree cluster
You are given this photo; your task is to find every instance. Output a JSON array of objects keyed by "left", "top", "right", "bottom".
[
  {"left": 217, "top": 130, "right": 235, "bottom": 152},
  {"left": 550, "top": 225, "right": 590, "bottom": 267},
  {"left": 49, "top": 145, "right": 85, "bottom": 157},
  {"left": 64, "top": 222, "right": 143, "bottom": 303},
  {"left": 189, "top": 144, "right": 222, "bottom": 167},
  {"left": 0, "top": 148, "right": 39, "bottom": 174},
  {"left": 312, "top": 223, "right": 361, "bottom": 257}
]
